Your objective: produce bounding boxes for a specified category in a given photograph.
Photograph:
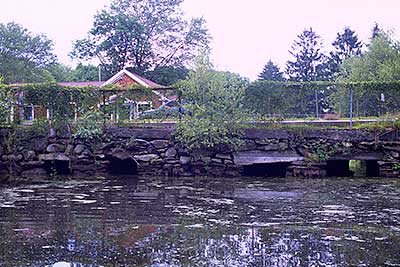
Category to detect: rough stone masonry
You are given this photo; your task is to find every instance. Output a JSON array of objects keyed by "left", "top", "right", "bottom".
[{"left": 0, "top": 126, "right": 399, "bottom": 182}]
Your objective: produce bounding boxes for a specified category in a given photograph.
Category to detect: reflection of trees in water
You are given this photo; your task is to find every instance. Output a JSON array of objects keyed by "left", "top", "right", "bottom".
[{"left": 134, "top": 226, "right": 346, "bottom": 267}]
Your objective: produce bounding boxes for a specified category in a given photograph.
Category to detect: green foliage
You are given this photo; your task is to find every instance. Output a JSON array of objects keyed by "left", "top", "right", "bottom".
[
  {"left": 331, "top": 32, "right": 400, "bottom": 117},
  {"left": 70, "top": 63, "right": 100, "bottom": 82},
  {"left": 0, "top": 22, "right": 57, "bottom": 84},
  {"left": 71, "top": 0, "right": 210, "bottom": 77},
  {"left": 329, "top": 27, "right": 363, "bottom": 75},
  {"left": 174, "top": 53, "right": 248, "bottom": 150},
  {"left": 144, "top": 65, "right": 189, "bottom": 86},
  {"left": 74, "top": 111, "right": 103, "bottom": 142},
  {"left": 21, "top": 83, "right": 101, "bottom": 128},
  {"left": 258, "top": 60, "right": 285, "bottom": 81},
  {"left": 286, "top": 28, "right": 331, "bottom": 82},
  {"left": 0, "top": 84, "right": 13, "bottom": 124}
]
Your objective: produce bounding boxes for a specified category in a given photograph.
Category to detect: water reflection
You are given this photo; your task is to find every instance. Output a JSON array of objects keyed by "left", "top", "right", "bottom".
[{"left": 0, "top": 177, "right": 399, "bottom": 266}]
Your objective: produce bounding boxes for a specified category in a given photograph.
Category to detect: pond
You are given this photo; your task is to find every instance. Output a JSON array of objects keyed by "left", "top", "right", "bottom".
[{"left": 0, "top": 176, "right": 400, "bottom": 266}]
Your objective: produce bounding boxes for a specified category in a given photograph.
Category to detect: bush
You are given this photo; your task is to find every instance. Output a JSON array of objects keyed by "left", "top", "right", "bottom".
[{"left": 73, "top": 111, "right": 103, "bottom": 142}]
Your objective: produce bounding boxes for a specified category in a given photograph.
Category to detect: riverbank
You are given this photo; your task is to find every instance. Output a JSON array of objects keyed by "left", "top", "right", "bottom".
[{"left": 0, "top": 125, "right": 399, "bottom": 183}]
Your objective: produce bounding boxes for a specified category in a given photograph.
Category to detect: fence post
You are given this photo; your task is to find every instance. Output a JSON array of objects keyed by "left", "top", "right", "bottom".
[{"left": 350, "top": 85, "right": 353, "bottom": 129}]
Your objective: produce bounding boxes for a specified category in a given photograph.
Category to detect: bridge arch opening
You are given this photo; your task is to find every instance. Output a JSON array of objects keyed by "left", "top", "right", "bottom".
[
  {"left": 327, "top": 159, "right": 379, "bottom": 177},
  {"left": 109, "top": 157, "right": 138, "bottom": 175},
  {"left": 44, "top": 160, "right": 71, "bottom": 175},
  {"left": 242, "top": 162, "right": 289, "bottom": 178}
]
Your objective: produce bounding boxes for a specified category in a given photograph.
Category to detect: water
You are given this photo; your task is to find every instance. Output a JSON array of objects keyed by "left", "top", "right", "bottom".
[{"left": 0, "top": 176, "right": 399, "bottom": 267}]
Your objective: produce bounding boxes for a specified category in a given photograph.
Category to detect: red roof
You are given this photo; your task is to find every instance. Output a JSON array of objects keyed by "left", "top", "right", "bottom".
[{"left": 58, "top": 81, "right": 104, "bottom": 87}]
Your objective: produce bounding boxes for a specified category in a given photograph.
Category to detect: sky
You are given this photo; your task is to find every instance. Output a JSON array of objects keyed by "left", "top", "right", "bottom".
[{"left": 1, "top": 0, "right": 400, "bottom": 80}]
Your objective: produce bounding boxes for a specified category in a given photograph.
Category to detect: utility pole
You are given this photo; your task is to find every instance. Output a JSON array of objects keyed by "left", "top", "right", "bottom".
[
  {"left": 350, "top": 85, "right": 353, "bottom": 129},
  {"left": 313, "top": 62, "right": 319, "bottom": 119}
]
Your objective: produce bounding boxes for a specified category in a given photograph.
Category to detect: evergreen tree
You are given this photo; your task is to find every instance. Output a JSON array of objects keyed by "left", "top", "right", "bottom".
[
  {"left": 286, "top": 28, "right": 329, "bottom": 82},
  {"left": 258, "top": 60, "right": 285, "bottom": 81},
  {"left": 329, "top": 27, "right": 362, "bottom": 74},
  {"left": 286, "top": 28, "right": 330, "bottom": 115},
  {"left": 371, "top": 22, "right": 382, "bottom": 40}
]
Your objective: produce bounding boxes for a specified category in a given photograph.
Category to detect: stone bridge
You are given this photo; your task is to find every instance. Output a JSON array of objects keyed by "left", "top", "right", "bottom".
[{"left": 0, "top": 126, "right": 399, "bottom": 181}]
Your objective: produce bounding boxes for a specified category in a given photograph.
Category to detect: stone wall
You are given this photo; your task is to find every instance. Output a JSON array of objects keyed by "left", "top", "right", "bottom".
[{"left": 0, "top": 126, "right": 399, "bottom": 181}]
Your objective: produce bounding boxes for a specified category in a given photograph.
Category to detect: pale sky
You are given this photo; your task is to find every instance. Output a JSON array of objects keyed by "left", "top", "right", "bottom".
[{"left": 1, "top": 0, "right": 400, "bottom": 80}]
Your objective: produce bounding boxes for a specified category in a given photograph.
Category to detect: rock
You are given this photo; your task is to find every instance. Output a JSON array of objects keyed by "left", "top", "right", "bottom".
[
  {"left": 73, "top": 144, "right": 86, "bottom": 155},
  {"left": 233, "top": 151, "right": 303, "bottom": 166},
  {"left": 135, "top": 139, "right": 150, "bottom": 146},
  {"left": 238, "top": 140, "right": 257, "bottom": 151},
  {"left": 215, "top": 153, "right": 231, "bottom": 160},
  {"left": 134, "top": 154, "right": 159, "bottom": 162},
  {"left": 33, "top": 137, "right": 47, "bottom": 151},
  {"left": 23, "top": 150, "right": 36, "bottom": 161},
  {"left": 211, "top": 158, "right": 223, "bottom": 163},
  {"left": 10, "top": 154, "right": 23, "bottom": 162},
  {"left": 255, "top": 139, "right": 271, "bottom": 145},
  {"left": 147, "top": 145, "right": 158, "bottom": 154},
  {"left": 165, "top": 148, "right": 177, "bottom": 158},
  {"left": 48, "top": 128, "right": 57, "bottom": 138},
  {"left": 20, "top": 161, "right": 45, "bottom": 169},
  {"left": 39, "top": 153, "right": 70, "bottom": 161},
  {"left": 46, "top": 144, "right": 65, "bottom": 153},
  {"left": 150, "top": 140, "right": 170, "bottom": 149},
  {"left": 111, "top": 151, "right": 131, "bottom": 160},
  {"left": 180, "top": 156, "right": 191, "bottom": 165},
  {"left": 261, "top": 143, "right": 280, "bottom": 151},
  {"left": 65, "top": 144, "right": 74, "bottom": 155},
  {"left": 21, "top": 168, "right": 48, "bottom": 177}
]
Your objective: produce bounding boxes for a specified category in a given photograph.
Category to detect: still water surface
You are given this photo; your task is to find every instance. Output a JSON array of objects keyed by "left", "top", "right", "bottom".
[{"left": 0, "top": 176, "right": 399, "bottom": 266}]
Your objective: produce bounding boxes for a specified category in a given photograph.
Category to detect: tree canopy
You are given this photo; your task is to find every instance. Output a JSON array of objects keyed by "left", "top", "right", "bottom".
[
  {"left": 70, "top": 0, "right": 210, "bottom": 79},
  {"left": 258, "top": 60, "right": 285, "bottom": 81},
  {"left": 0, "top": 22, "right": 57, "bottom": 84},
  {"left": 175, "top": 52, "right": 249, "bottom": 149},
  {"left": 329, "top": 27, "right": 362, "bottom": 75},
  {"left": 286, "top": 28, "right": 330, "bottom": 82}
]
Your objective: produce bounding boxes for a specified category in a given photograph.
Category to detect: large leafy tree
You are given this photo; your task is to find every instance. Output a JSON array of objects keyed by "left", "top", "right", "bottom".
[
  {"left": 258, "top": 60, "right": 285, "bottom": 81},
  {"left": 330, "top": 32, "right": 400, "bottom": 116},
  {"left": 71, "top": 0, "right": 210, "bottom": 79},
  {"left": 329, "top": 27, "right": 362, "bottom": 75},
  {"left": 70, "top": 63, "right": 100, "bottom": 82},
  {"left": 142, "top": 65, "right": 189, "bottom": 86},
  {"left": 0, "top": 22, "right": 57, "bottom": 84},
  {"left": 175, "top": 52, "right": 249, "bottom": 149}
]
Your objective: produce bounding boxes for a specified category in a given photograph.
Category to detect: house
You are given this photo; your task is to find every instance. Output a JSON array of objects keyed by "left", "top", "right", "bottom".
[{"left": 13, "top": 69, "right": 176, "bottom": 123}]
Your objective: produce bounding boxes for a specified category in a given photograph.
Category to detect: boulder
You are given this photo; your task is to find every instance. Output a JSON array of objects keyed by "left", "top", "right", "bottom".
[
  {"left": 165, "top": 148, "right": 177, "bottom": 158},
  {"left": 73, "top": 144, "right": 86, "bottom": 155},
  {"left": 150, "top": 140, "right": 170, "bottom": 149},
  {"left": 21, "top": 168, "right": 47, "bottom": 178},
  {"left": 134, "top": 154, "right": 159, "bottom": 162},
  {"left": 39, "top": 153, "right": 70, "bottom": 161},
  {"left": 179, "top": 156, "right": 191, "bottom": 165},
  {"left": 46, "top": 144, "right": 65, "bottom": 153}
]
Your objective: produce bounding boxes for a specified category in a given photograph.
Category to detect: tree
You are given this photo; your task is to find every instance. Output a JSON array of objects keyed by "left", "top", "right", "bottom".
[
  {"left": 286, "top": 28, "right": 329, "bottom": 82},
  {"left": 371, "top": 22, "right": 382, "bottom": 40},
  {"left": 70, "top": 64, "right": 100, "bottom": 82},
  {"left": 258, "top": 60, "right": 285, "bottom": 81},
  {"left": 0, "top": 22, "right": 57, "bottom": 84},
  {"left": 175, "top": 52, "right": 249, "bottom": 150},
  {"left": 286, "top": 28, "right": 331, "bottom": 115},
  {"left": 329, "top": 27, "right": 362, "bottom": 75},
  {"left": 330, "top": 32, "right": 400, "bottom": 116},
  {"left": 143, "top": 65, "right": 189, "bottom": 86},
  {"left": 70, "top": 0, "right": 210, "bottom": 78}
]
